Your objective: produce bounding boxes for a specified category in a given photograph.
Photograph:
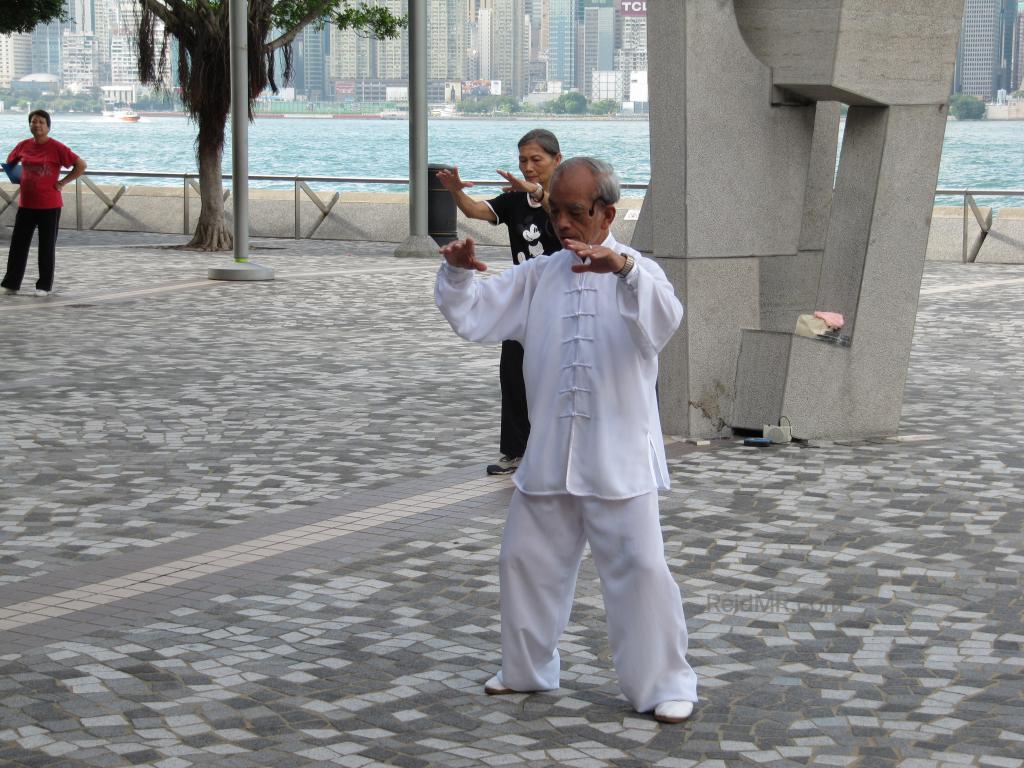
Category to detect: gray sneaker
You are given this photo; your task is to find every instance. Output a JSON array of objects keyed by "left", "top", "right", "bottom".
[{"left": 486, "top": 455, "right": 521, "bottom": 476}]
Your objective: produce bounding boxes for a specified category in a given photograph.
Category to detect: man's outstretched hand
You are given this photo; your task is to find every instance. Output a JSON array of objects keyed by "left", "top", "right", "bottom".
[
  {"left": 440, "top": 237, "right": 488, "bottom": 271},
  {"left": 565, "top": 239, "right": 627, "bottom": 274}
]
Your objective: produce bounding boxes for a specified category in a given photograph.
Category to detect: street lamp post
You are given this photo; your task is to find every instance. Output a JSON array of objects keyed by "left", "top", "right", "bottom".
[
  {"left": 209, "top": 0, "right": 274, "bottom": 281},
  {"left": 394, "top": 0, "right": 436, "bottom": 258}
]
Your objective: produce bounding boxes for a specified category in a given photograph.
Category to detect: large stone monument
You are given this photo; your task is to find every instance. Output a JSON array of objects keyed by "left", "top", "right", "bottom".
[{"left": 636, "top": 1, "right": 965, "bottom": 439}]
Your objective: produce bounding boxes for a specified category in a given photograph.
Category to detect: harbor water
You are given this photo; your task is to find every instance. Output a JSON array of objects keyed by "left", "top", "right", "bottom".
[{"left": 1, "top": 113, "right": 1022, "bottom": 206}]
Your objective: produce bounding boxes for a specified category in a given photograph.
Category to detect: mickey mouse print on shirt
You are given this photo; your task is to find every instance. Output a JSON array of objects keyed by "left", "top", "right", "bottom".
[{"left": 523, "top": 223, "right": 545, "bottom": 258}]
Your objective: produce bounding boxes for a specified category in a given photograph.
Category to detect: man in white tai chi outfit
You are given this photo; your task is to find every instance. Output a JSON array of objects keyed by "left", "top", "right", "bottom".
[{"left": 434, "top": 157, "right": 698, "bottom": 723}]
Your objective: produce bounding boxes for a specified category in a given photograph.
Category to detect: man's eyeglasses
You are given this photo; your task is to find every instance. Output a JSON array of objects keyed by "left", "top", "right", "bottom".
[
  {"left": 549, "top": 197, "right": 608, "bottom": 223},
  {"left": 588, "top": 196, "right": 608, "bottom": 217}
]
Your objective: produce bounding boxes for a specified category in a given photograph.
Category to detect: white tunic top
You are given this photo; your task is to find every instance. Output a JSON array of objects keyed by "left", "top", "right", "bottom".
[{"left": 435, "top": 234, "right": 684, "bottom": 500}]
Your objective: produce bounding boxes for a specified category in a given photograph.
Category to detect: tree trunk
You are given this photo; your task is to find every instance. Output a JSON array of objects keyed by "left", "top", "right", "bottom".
[{"left": 187, "top": 121, "right": 233, "bottom": 251}]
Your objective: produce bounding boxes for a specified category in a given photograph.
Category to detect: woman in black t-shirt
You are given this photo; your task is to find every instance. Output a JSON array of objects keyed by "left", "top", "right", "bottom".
[{"left": 436, "top": 129, "right": 562, "bottom": 475}]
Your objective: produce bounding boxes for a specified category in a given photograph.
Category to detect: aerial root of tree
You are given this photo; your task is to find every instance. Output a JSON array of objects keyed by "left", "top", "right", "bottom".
[{"left": 184, "top": 222, "right": 233, "bottom": 251}]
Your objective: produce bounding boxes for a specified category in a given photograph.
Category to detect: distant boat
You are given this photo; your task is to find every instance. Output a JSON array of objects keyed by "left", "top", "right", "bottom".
[{"left": 102, "top": 108, "right": 141, "bottom": 122}]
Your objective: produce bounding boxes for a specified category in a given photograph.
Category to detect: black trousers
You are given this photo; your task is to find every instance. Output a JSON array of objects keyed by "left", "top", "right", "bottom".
[
  {"left": 499, "top": 340, "right": 531, "bottom": 458},
  {"left": 2, "top": 207, "right": 61, "bottom": 292}
]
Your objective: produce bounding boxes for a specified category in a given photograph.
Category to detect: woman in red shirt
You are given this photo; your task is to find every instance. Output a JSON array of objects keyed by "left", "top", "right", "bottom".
[{"left": 2, "top": 109, "right": 87, "bottom": 297}]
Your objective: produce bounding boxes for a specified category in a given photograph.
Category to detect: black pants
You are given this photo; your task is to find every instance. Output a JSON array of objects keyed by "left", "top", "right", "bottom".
[
  {"left": 2, "top": 207, "right": 61, "bottom": 292},
  {"left": 499, "top": 340, "right": 531, "bottom": 458}
]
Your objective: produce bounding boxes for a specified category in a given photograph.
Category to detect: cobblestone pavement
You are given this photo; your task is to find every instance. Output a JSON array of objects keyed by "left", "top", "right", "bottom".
[{"left": 0, "top": 231, "right": 1022, "bottom": 768}]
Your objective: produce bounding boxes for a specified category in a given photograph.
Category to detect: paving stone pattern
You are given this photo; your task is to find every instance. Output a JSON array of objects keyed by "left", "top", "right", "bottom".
[{"left": 0, "top": 233, "right": 1022, "bottom": 767}]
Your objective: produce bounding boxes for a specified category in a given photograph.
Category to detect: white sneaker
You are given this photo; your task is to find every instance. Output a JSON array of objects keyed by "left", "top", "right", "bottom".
[
  {"left": 653, "top": 700, "right": 694, "bottom": 723},
  {"left": 34, "top": 289, "right": 50, "bottom": 297}
]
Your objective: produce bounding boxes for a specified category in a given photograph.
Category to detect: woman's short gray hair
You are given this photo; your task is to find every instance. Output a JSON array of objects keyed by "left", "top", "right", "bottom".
[
  {"left": 551, "top": 157, "right": 621, "bottom": 204},
  {"left": 517, "top": 128, "right": 561, "bottom": 157}
]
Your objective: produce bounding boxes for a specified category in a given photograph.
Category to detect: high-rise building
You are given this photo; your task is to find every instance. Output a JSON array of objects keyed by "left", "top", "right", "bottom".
[
  {"left": 478, "top": 0, "right": 527, "bottom": 99},
  {"left": 477, "top": 7, "right": 494, "bottom": 79},
  {"left": 109, "top": 34, "right": 139, "bottom": 86},
  {"left": 581, "top": 5, "right": 614, "bottom": 98},
  {"left": 0, "top": 33, "right": 33, "bottom": 88},
  {"left": 427, "top": 0, "right": 471, "bottom": 80},
  {"left": 1015, "top": 1, "right": 1024, "bottom": 90},
  {"left": 375, "top": 0, "right": 408, "bottom": 80},
  {"left": 616, "top": 5, "right": 646, "bottom": 73},
  {"left": 298, "top": 26, "right": 330, "bottom": 100},
  {"left": 327, "top": 24, "right": 374, "bottom": 81},
  {"left": 956, "top": 0, "right": 1018, "bottom": 99},
  {"left": 998, "top": 0, "right": 1018, "bottom": 92},
  {"left": 32, "top": 21, "right": 63, "bottom": 80},
  {"left": 61, "top": 32, "right": 99, "bottom": 90},
  {"left": 547, "top": 0, "right": 575, "bottom": 86},
  {"left": 70, "top": 0, "right": 97, "bottom": 34}
]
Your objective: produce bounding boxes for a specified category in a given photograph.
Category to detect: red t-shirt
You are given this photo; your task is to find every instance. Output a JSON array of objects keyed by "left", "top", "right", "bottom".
[{"left": 7, "top": 137, "right": 80, "bottom": 209}]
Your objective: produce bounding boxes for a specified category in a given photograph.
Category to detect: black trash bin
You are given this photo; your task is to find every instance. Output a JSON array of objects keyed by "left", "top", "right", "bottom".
[{"left": 428, "top": 163, "right": 458, "bottom": 246}]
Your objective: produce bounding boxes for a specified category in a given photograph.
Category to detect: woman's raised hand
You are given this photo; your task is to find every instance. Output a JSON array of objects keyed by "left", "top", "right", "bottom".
[
  {"left": 496, "top": 169, "right": 537, "bottom": 195},
  {"left": 436, "top": 166, "right": 472, "bottom": 193}
]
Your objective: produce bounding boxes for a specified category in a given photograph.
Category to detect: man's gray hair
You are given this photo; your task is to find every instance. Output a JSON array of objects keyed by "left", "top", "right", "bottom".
[{"left": 551, "top": 156, "right": 621, "bottom": 205}]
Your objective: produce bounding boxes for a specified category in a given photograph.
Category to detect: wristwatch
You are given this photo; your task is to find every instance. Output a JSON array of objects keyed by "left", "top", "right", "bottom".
[{"left": 615, "top": 252, "right": 635, "bottom": 278}]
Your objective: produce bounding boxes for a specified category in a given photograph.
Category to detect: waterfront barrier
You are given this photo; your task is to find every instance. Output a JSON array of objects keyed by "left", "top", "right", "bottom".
[
  {"left": 0, "top": 171, "right": 644, "bottom": 247},
  {"left": 925, "top": 205, "right": 991, "bottom": 263},
  {"left": 1, "top": 174, "right": 1021, "bottom": 263}
]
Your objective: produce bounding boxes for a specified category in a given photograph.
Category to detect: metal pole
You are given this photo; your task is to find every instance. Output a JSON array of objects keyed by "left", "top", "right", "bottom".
[
  {"left": 230, "top": 0, "right": 248, "bottom": 262},
  {"left": 209, "top": 0, "right": 273, "bottom": 280},
  {"left": 394, "top": 0, "right": 436, "bottom": 257}
]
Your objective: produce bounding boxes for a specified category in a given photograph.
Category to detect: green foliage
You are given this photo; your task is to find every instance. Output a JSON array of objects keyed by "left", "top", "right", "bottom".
[
  {"left": 0, "top": 0, "right": 67, "bottom": 34},
  {"left": 588, "top": 99, "right": 619, "bottom": 115},
  {"left": 949, "top": 93, "right": 986, "bottom": 120},
  {"left": 273, "top": 0, "right": 405, "bottom": 38},
  {"left": 134, "top": 0, "right": 406, "bottom": 246},
  {"left": 0, "top": 88, "right": 102, "bottom": 113},
  {"left": 543, "top": 92, "right": 588, "bottom": 115},
  {"left": 456, "top": 95, "right": 522, "bottom": 114}
]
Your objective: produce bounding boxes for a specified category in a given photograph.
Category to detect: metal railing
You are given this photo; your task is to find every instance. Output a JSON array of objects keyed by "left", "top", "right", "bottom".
[
  {"left": 934, "top": 188, "right": 1024, "bottom": 263},
  {"left": 2, "top": 170, "right": 1020, "bottom": 253},
  {"left": 0, "top": 169, "right": 649, "bottom": 240}
]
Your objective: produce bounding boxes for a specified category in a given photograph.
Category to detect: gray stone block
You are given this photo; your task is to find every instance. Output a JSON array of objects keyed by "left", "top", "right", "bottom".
[
  {"left": 646, "top": 1, "right": 817, "bottom": 437},
  {"left": 733, "top": 330, "right": 790, "bottom": 429},
  {"left": 925, "top": 205, "right": 992, "bottom": 263},
  {"left": 733, "top": 105, "right": 949, "bottom": 439},
  {"left": 648, "top": 0, "right": 963, "bottom": 439},
  {"left": 734, "top": 0, "right": 964, "bottom": 107},
  {"left": 975, "top": 208, "right": 1024, "bottom": 264},
  {"left": 759, "top": 251, "right": 823, "bottom": 333},
  {"left": 799, "top": 102, "right": 841, "bottom": 253}
]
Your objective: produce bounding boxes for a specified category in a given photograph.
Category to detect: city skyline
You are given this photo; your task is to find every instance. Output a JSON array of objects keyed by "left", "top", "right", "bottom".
[
  {"left": 6, "top": 1, "right": 1023, "bottom": 109},
  {"left": 0, "top": 0, "right": 650, "bottom": 109}
]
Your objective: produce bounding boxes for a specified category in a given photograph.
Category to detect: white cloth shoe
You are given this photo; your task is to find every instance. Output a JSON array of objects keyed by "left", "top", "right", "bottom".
[
  {"left": 483, "top": 675, "right": 519, "bottom": 695},
  {"left": 653, "top": 700, "right": 694, "bottom": 723},
  {"left": 34, "top": 289, "right": 50, "bottom": 297}
]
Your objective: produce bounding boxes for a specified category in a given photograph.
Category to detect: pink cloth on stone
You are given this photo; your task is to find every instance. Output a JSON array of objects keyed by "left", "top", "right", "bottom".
[{"left": 814, "top": 311, "right": 845, "bottom": 329}]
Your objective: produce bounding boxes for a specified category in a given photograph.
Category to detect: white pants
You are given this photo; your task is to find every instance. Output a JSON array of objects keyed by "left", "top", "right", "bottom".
[{"left": 497, "top": 489, "right": 698, "bottom": 713}]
